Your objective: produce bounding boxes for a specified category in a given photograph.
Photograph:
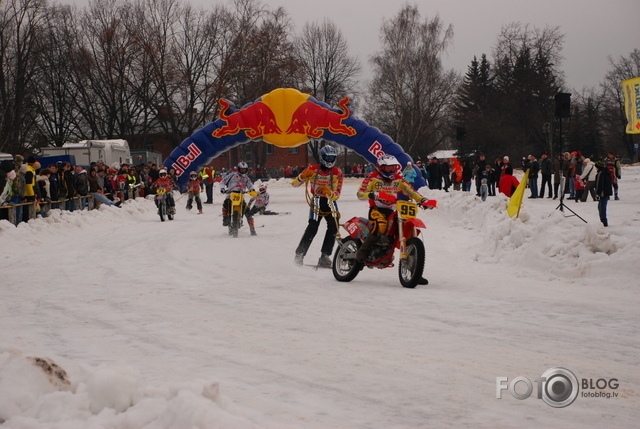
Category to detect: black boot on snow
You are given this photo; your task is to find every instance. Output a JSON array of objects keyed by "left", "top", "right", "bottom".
[{"left": 317, "top": 254, "right": 332, "bottom": 268}]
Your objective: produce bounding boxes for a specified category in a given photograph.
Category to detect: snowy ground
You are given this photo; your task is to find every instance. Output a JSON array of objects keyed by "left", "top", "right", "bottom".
[{"left": 1, "top": 165, "right": 639, "bottom": 428}]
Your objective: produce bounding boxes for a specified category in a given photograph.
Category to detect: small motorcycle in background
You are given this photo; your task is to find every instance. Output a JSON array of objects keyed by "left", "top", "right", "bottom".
[
  {"left": 155, "top": 188, "right": 174, "bottom": 222},
  {"left": 332, "top": 200, "right": 428, "bottom": 288}
]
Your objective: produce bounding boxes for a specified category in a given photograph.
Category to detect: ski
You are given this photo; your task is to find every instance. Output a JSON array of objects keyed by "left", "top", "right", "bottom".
[{"left": 261, "top": 210, "right": 291, "bottom": 215}]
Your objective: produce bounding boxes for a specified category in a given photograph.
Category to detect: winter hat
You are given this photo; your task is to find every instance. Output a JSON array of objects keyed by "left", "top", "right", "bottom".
[
  {"left": 27, "top": 156, "right": 36, "bottom": 164},
  {"left": 583, "top": 158, "right": 590, "bottom": 163},
  {"left": 595, "top": 161, "right": 605, "bottom": 169},
  {"left": 503, "top": 156, "right": 509, "bottom": 161},
  {"left": 14, "top": 155, "right": 23, "bottom": 163}
]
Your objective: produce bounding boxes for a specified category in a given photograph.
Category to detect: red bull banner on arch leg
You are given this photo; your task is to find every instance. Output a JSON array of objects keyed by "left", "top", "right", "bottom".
[{"left": 163, "top": 88, "right": 426, "bottom": 189}]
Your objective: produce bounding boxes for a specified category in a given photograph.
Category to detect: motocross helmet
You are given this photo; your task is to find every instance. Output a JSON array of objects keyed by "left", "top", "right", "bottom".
[
  {"left": 189, "top": 171, "right": 198, "bottom": 179},
  {"left": 376, "top": 155, "right": 400, "bottom": 180},
  {"left": 259, "top": 184, "right": 267, "bottom": 193},
  {"left": 237, "top": 161, "right": 248, "bottom": 175},
  {"left": 159, "top": 169, "right": 167, "bottom": 177},
  {"left": 319, "top": 145, "right": 337, "bottom": 168}
]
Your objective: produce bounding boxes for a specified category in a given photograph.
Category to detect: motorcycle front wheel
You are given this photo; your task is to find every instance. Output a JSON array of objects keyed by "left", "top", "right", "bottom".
[
  {"left": 230, "top": 212, "right": 241, "bottom": 237},
  {"left": 332, "top": 238, "right": 363, "bottom": 282},
  {"left": 398, "top": 237, "right": 425, "bottom": 288},
  {"left": 158, "top": 201, "right": 166, "bottom": 222}
]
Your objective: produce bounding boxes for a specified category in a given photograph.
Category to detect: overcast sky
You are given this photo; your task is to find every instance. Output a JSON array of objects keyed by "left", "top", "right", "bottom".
[{"left": 71, "top": 0, "right": 639, "bottom": 92}]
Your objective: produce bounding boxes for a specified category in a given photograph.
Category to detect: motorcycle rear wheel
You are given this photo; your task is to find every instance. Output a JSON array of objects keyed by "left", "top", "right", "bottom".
[
  {"left": 399, "top": 237, "right": 425, "bottom": 288},
  {"left": 332, "top": 238, "right": 363, "bottom": 282}
]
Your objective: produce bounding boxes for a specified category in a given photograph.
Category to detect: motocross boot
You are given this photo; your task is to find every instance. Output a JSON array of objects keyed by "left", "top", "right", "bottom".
[
  {"left": 317, "top": 253, "right": 332, "bottom": 268},
  {"left": 248, "top": 218, "right": 257, "bottom": 236},
  {"left": 356, "top": 234, "right": 379, "bottom": 263}
]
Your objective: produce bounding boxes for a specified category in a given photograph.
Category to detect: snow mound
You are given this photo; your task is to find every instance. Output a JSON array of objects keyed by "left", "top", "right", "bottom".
[
  {"left": 432, "top": 190, "right": 636, "bottom": 283},
  {"left": 0, "top": 350, "right": 257, "bottom": 428}
]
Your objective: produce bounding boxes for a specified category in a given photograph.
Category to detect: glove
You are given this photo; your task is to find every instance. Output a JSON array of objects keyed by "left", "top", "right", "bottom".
[
  {"left": 299, "top": 169, "right": 314, "bottom": 180},
  {"left": 617, "top": 175, "right": 621, "bottom": 179},
  {"left": 316, "top": 186, "right": 333, "bottom": 198},
  {"left": 371, "top": 191, "right": 396, "bottom": 205},
  {"left": 420, "top": 198, "right": 437, "bottom": 209},
  {"left": 220, "top": 188, "right": 226, "bottom": 194}
]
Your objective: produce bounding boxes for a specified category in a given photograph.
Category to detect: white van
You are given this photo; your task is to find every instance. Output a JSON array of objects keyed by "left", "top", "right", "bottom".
[{"left": 40, "top": 140, "right": 132, "bottom": 168}]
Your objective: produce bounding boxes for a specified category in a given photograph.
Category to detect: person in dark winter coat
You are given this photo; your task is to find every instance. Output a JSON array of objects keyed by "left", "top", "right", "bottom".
[
  {"left": 595, "top": 161, "right": 613, "bottom": 227},
  {"left": 539, "top": 152, "right": 553, "bottom": 198},
  {"left": 527, "top": 155, "right": 540, "bottom": 198}
]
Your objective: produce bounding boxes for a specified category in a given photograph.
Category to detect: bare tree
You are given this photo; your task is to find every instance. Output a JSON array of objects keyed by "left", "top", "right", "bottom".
[
  {"left": 31, "top": 4, "right": 83, "bottom": 147},
  {"left": 72, "top": 0, "right": 144, "bottom": 140},
  {"left": 0, "top": 0, "right": 48, "bottom": 153},
  {"left": 365, "top": 4, "right": 458, "bottom": 159},
  {"left": 295, "top": 18, "right": 360, "bottom": 105},
  {"left": 295, "top": 18, "right": 361, "bottom": 161}
]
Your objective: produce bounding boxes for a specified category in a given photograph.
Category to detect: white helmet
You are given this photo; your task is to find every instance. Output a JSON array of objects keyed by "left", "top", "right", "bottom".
[
  {"left": 259, "top": 183, "right": 267, "bottom": 193},
  {"left": 159, "top": 169, "right": 167, "bottom": 176},
  {"left": 376, "top": 155, "right": 400, "bottom": 180},
  {"left": 237, "top": 161, "right": 248, "bottom": 175}
]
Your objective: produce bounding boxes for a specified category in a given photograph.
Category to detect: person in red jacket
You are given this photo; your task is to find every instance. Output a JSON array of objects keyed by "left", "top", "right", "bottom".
[
  {"left": 185, "top": 171, "right": 204, "bottom": 213},
  {"left": 151, "top": 169, "right": 175, "bottom": 214},
  {"left": 498, "top": 166, "right": 520, "bottom": 197}
]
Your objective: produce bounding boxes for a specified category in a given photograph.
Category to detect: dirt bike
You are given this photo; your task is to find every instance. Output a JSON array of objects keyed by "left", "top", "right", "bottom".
[
  {"left": 332, "top": 200, "right": 428, "bottom": 288},
  {"left": 228, "top": 190, "right": 257, "bottom": 237},
  {"left": 155, "top": 188, "right": 174, "bottom": 222}
]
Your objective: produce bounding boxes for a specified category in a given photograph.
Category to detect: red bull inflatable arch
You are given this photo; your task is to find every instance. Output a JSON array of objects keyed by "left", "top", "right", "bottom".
[{"left": 164, "top": 88, "right": 425, "bottom": 189}]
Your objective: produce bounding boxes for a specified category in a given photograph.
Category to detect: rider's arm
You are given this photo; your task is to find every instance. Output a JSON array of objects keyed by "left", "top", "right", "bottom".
[
  {"left": 397, "top": 180, "right": 425, "bottom": 202},
  {"left": 356, "top": 178, "right": 375, "bottom": 200},
  {"left": 331, "top": 167, "right": 343, "bottom": 200},
  {"left": 291, "top": 166, "right": 315, "bottom": 187}
]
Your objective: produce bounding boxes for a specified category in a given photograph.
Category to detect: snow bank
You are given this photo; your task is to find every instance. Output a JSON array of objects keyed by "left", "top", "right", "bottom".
[{"left": 0, "top": 350, "right": 257, "bottom": 428}]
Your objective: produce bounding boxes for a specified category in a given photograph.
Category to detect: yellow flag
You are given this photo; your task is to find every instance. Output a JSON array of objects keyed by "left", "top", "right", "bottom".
[
  {"left": 506, "top": 169, "right": 530, "bottom": 218},
  {"left": 622, "top": 77, "right": 640, "bottom": 134}
]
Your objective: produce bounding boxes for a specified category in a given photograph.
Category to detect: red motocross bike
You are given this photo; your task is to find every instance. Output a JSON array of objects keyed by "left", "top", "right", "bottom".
[{"left": 332, "top": 200, "right": 429, "bottom": 288}]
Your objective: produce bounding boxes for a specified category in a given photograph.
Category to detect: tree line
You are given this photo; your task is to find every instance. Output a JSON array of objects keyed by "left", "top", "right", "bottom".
[{"left": 1, "top": 0, "right": 638, "bottom": 165}]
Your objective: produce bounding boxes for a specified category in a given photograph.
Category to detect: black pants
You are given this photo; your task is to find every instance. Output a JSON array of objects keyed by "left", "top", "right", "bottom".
[
  {"left": 186, "top": 193, "right": 202, "bottom": 210},
  {"left": 295, "top": 197, "right": 338, "bottom": 257},
  {"left": 540, "top": 174, "right": 552, "bottom": 197}
]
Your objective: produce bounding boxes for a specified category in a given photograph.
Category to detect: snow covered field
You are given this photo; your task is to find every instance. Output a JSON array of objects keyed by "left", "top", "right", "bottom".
[{"left": 1, "top": 165, "right": 639, "bottom": 428}]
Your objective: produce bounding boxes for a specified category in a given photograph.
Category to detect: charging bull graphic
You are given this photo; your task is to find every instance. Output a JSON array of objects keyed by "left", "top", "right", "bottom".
[
  {"left": 213, "top": 99, "right": 282, "bottom": 139},
  {"left": 286, "top": 97, "right": 356, "bottom": 138},
  {"left": 164, "top": 88, "right": 425, "bottom": 189}
]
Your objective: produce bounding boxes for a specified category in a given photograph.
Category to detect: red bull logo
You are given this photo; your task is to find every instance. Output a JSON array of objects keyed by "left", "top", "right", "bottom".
[
  {"left": 171, "top": 143, "right": 202, "bottom": 176},
  {"left": 213, "top": 99, "right": 282, "bottom": 139},
  {"left": 368, "top": 141, "right": 388, "bottom": 159},
  {"left": 285, "top": 97, "right": 356, "bottom": 138},
  {"left": 211, "top": 88, "right": 356, "bottom": 147}
]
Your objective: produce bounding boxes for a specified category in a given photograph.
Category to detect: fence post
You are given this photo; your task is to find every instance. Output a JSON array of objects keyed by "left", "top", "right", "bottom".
[{"left": 28, "top": 201, "right": 36, "bottom": 220}]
